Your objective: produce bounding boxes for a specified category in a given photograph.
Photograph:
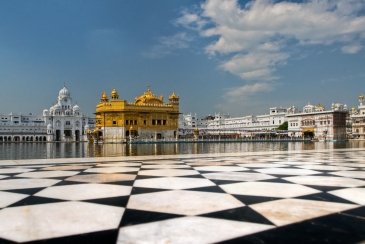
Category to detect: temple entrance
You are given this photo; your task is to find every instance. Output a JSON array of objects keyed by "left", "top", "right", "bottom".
[
  {"left": 75, "top": 130, "right": 80, "bottom": 141},
  {"left": 156, "top": 133, "right": 162, "bottom": 139},
  {"left": 56, "top": 130, "right": 61, "bottom": 141},
  {"left": 303, "top": 131, "right": 314, "bottom": 138}
]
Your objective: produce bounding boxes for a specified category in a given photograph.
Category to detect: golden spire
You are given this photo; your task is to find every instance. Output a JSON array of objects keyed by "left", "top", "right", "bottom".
[
  {"left": 111, "top": 88, "right": 119, "bottom": 100},
  {"left": 100, "top": 91, "right": 109, "bottom": 102}
]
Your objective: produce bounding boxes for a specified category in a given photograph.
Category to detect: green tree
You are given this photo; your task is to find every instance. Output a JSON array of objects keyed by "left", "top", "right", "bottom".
[{"left": 277, "top": 121, "right": 288, "bottom": 130}]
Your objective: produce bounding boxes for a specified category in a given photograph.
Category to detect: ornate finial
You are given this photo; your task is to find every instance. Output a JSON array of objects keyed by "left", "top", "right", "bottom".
[
  {"left": 111, "top": 88, "right": 119, "bottom": 100},
  {"left": 100, "top": 91, "right": 109, "bottom": 102}
]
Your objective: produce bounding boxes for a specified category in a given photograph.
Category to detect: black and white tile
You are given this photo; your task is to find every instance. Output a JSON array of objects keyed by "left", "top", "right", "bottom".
[{"left": 0, "top": 148, "right": 365, "bottom": 243}]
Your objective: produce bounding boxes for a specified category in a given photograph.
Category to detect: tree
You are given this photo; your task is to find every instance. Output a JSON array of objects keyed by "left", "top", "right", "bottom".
[{"left": 277, "top": 121, "right": 288, "bottom": 130}]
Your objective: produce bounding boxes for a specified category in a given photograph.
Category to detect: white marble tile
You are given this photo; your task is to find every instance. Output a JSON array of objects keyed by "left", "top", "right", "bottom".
[
  {"left": 329, "top": 188, "right": 365, "bottom": 205},
  {"left": 138, "top": 169, "right": 199, "bottom": 177},
  {"left": 66, "top": 173, "right": 136, "bottom": 183},
  {"left": 276, "top": 161, "right": 321, "bottom": 165},
  {"left": 0, "top": 178, "right": 60, "bottom": 190},
  {"left": 85, "top": 166, "right": 139, "bottom": 173},
  {"left": 96, "top": 162, "right": 141, "bottom": 167},
  {"left": 236, "top": 163, "right": 287, "bottom": 168},
  {"left": 35, "top": 183, "right": 132, "bottom": 200},
  {"left": 202, "top": 172, "right": 276, "bottom": 182},
  {"left": 0, "top": 168, "right": 35, "bottom": 174},
  {"left": 250, "top": 198, "right": 358, "bottom": 226},
  {"left": 15, "top": 170, "right": 80, "bottom": 178},
  {"left": 187, "top": 161, "right": 235, "bottom": 166},
  {"left": 42, "top": 165, "right": 91, "bottom": 171},
  {"left": 297, "top": 165, "right": 355, "bottom": 171},
  {"left": 329, "top": 162, "right": 365, "bottom": 168},
  {"left": 117, "top": 216, "right": 273, "bottom": 243},
  {"left": 330, "top": 171, "right": 365, "bottom": 179},
  {"left": 127, "top": 190, "right": 244, "bottom": 215},
  {"left": 284, "top": 176, "right": 365, "bottom": 187},
  {"left": 143, "top": 160, "right": 183, "bottom": 165},
  {"left": 220, "top": 182, "right": 320, "bottom": 198},
  {"left": 255, "top": 167, "right": 321, "bottom": 176},
  {"left": 0, "top": 202, "right": 124, "bottom": 243},
  {"left": 0, "top": 191, "right": 28, "bottom": 208},
  {"left": 193, "top": 166, "right": 248, "bottom": 172},
  {"left": 134, "top": 177, "right": 215, "bottom": 190},
  {"left": 141, "top": 164, "right": 190, "bottom": 169},
  {"left": 0, "top": 175, "right": 8, "bottom": 180}
]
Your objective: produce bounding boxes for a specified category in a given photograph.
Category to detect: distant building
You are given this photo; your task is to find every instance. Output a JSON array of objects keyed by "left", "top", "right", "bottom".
[
  {"left": 350, "top": 95, "right": 365, "bottom": 139},
  {"left": 43, "top": 86, "right": 92, "bottom": 142},
  {"left": 89, "top": 87, "right": 179, "bottom": 143},
  {"left": 287, "top": 103, "right": 348, "bottom": 141},
  {"left": 0, "top": 113, "right": 46, "bottom": 142}
]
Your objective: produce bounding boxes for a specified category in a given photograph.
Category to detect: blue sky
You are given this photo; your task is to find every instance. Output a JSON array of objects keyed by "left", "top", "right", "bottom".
[{"left": 0, "top": 0, "right": 365, "bottom": 117}]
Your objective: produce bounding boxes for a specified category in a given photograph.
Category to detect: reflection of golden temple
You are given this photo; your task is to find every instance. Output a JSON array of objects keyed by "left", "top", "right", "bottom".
[{"left": 89, "top": 86, "right": 179, "bottom": 143}]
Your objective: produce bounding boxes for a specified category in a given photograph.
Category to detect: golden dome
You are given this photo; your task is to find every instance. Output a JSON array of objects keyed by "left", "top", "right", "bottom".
[
  {"left": 100, "top": 91, "right": 109, "bottom": 102},
  {"left": 111, "top": 89, "right": 119, "bottom": 100},
  {"left": 169, "top": 91, "right": 179, "bottom": 100},
  {"left": 135, "top": 88, "right": 163, "bottom": 105}
]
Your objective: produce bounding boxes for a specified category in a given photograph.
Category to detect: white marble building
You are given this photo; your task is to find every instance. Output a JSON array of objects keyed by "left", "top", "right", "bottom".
[
  {"left": 350, "top": 95, "right": 365, "bottom": 139},
  {"left": 287, "top": 103, "right": 348, "bottom": 141},
  {"left": 0, "top": 113, "right": 46, "bottom": 142},
  {"left": 43, "top": 86, "right": 91, "bottom": 142}
]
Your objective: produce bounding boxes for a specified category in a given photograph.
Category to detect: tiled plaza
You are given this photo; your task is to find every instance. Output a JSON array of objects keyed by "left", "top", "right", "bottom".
[{"left": 0, "top": 148, "right": 364, "bottom": 243}]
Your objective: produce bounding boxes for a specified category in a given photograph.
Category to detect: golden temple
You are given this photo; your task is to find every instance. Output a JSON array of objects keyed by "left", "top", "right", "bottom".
[{"left": 89, "top": 87, "right": 179, "bottom": 143}]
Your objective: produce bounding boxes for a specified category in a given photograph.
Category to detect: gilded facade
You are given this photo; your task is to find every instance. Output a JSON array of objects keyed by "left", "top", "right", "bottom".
[{"left": 90, "top": 87, "right": 179, "bottom": 143}]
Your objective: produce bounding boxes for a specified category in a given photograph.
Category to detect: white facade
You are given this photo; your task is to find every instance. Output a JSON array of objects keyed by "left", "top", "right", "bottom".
[
  {"left": 43, "top": 86, "right": 90, "bottom": 142},
  {"left": 350, "top": 95, "right": 365, "bottom": 139},
  {"left": 287, "top": 103, "right": 348, "bottom": 141},
  {"left": 0, "top": 113, "right": 47, "bottom": 142}
]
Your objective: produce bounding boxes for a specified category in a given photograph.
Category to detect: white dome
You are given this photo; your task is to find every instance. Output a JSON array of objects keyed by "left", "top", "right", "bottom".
[
  {"left": 59, "top": 86, "right": 70, "bottom": 97},
  {"left": 47, "top": 124, "right": 53, "bottom": 130},
  {"left": 73, "top": 104, "right": 80, "bottom": 111},
  {"left": 43, "top": 109, "right": 49, "bottom": 116}
]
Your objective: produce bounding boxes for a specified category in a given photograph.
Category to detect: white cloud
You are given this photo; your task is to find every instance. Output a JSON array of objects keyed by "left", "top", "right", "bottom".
[
  {"left": 143, "top": 32, "right": 193, "bottom": 59},
  {"left": 224, "top": 82, "right": 274, "bottom": 102},
  {"left": 341, "top": 43, "right": 363, "bottom": 54},
  {"left": 180, "top": 0, "right": 365, "bottom": 80}
]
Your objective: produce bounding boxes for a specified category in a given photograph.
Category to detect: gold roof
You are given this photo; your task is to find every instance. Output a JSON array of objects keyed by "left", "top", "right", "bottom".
[
  {"left": 135, "top": 88, "right": 163, "bottom": 105},
  {"left": 100, "top": 91, "right": 108, "bottom": 102},
  {"left": 111, "top": 89, "right": 119, "bottom": 99},
  {"left": 169, "top": 91, "right": 179, "bottom": 100}
]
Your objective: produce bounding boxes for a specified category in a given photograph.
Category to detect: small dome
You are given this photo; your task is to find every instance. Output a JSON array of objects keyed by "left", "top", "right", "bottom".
[
  {"left": 100, "top": 91, "right": 109, "bottom": 102},
  {"left": 43, "top": 109, "right": 49, "bottom": 116},
  {"left": 47, "top": 124, "right": 53, "bottom": 130},
  {"left": 59, "top": 86, "right": 70, "bottom": 97},
  {"left": 111, "top": 89, "right": 119, "bottom": 99},
  {"left": 73, "top": 104, "right": 80, "bottom": 111}
]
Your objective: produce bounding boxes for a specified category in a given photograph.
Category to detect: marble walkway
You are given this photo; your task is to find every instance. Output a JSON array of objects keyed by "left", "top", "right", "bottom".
[{"left": 0, "top": 149, "right": 364, "bottom": 243}]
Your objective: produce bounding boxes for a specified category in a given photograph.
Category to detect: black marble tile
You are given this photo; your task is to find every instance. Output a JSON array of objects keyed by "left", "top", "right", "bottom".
[
  {"left": 187, "top": 186, "right": 227, "bottom": 193},
  {"left": 4, "top": 187, "right": 46, "bottom": 195},
  {"left": 259, "top": 178, "right": 292, "bottom": 184},
  {"left": 103, "top": 180, "right": 135, "bottom": 186},
  {"left": 130, "top": 187, "right": 167, "bottom": 195},
  {"left": 84, "top": 195, "right": 130, "bottom": 208},
  {"left": 27, "top": 229, "right": 119, "bottom": 244},
  {"left": 134, "top": 175, "right": 164, "bottom": 180},
  {"left": 207, "top": 179, "right": 240, "bottom": 185},
  {"left": 175, "top": 174, "right": 206, "bottom": 179},
  {"left": 233, "top": 194, "right": 281, "bottom": 205},
  {"left": 225, "top": 210, "right": 365, "bottom": 244},
  {"left": 53, "top": 180, "right": 85, "bottom": 186},
  {"left": 296, "top": 192, "right": 357, "bottom": 204},
  {"left": 8, "top": 196, "right": 66, "bottom": 207},
  {"left": 201, "top": 206, "right": 273, "bottom": 225},
  {"left": 303, "top": 185, "right": 345, "bottom": 192},
  {"left": 120, "top": 209, "right": 182, "bottom": 227}
]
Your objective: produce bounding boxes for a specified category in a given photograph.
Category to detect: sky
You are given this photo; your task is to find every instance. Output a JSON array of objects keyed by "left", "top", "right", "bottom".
[{"left": 0, "top": 0, "right": 365, "bottom": 117}]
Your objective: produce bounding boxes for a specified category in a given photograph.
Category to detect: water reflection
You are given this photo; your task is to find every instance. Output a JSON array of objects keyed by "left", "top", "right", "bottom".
[{"left": 0, "top": 141, "right": 364, "bottom": 160}]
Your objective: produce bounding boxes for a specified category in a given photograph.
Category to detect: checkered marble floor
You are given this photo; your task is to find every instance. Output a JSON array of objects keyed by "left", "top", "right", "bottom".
[{"left": 0, "top": 149, "right": 365, "bottom": 243}]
